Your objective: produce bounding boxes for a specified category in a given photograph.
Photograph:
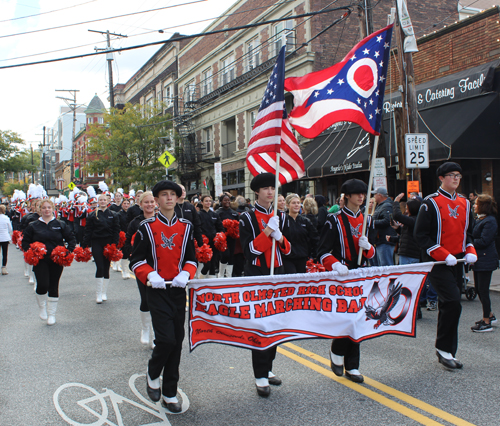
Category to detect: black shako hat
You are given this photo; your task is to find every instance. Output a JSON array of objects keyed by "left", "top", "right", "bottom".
[
  {"left": 250, "top": 173, "right": 276, "bottom": 192},
  {"left": 341, "top": 179, "right": 368, "bottom": 195},
  {"left": 436, "top": 162, "right": 462, "bottom": 177},
  {"left": 152, "top": 180, "right": 182, "bottom": 197}
]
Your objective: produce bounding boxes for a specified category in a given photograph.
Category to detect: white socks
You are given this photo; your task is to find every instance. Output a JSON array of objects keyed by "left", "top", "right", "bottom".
[
  {"left": 346, "top": 369, "right": 361, "bottom": 375},
  {"left": 147, "top": 372, "right": 160, "bottom": 389},
  {"left": 163, "top": 396, "right": 178, "bottom": 403},
  {"left": 255, "top": 378, "right": 269, "bottom": 387},
  {"left": 437, "top": 349, "right": 453, "bottom": 360},
  {"left": 330, "top": 352, "right": 344, "bottom": 366},
  {"left": 268, "top": 371, "right": 276, "bottom": 378}
]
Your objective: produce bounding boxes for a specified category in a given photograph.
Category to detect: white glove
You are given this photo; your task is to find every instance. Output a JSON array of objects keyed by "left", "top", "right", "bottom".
[
  {"left": 270, "top": 229, "right": 282, "bottom": 241},
  {"left": 332, "top": 262, "right": 349, "bottom": 276},
  {"left": 172, "top": 270, "right": 190, "bottom": 288},
  {"left": 148, "top": 271, "right": 166, "bottom": 289},
  {"left": 445, "top": 254, "right": 457, "bottom": 266},
  {"left": 267, "top": 216, "right": 280, "bottom": 232},
  {"left": 465, "top": 253, "right": 477, "bottom": 264},
  {"left": 358, "top": 236, "right": 371, "bottom": 251}
]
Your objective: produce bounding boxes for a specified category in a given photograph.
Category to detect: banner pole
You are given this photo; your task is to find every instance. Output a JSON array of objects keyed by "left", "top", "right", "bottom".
[
  {"left": 270, "top": 153, "right": 281, "bottom": 276},
  {"left": 358, "top": 135, "right": 380, "bottom": 265}
]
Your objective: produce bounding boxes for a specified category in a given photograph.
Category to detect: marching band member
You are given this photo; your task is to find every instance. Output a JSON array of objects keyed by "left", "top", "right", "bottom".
[
  {"left": 22, "top": 199, "right": 76, "bottom": 325},
  {"left": 414, "top": 162, "right": 477, "bottom": 369},
  {"left": 82, "top": 193, "right": 120, "bottom": 304},
  {"left": 215, "top": 193, "right": 239, "bottom": 278},
  {"left": 130, "top": 180, "right": 197, "bottom": 413},
  {"left": 198, "top": 195, "right": 223, "bottom": 278},
  {"left": 317, "top": 179, "right": 375, "bottom": 383},
  {"left": 127, "top": 189, "right": 144, "bottom": 224},
  {"left": 21, "top": 185, "right": 44, "bottom": 285},
  {"left": 109, "top": 189, "right": 124, "bottom": 213},
  {"left": 118, "top": 196, "right": 132, "bottom": 279},
  {"left": 73, "top": 192, "right": 88, "bottom": 246},
  {"left": 283, "top": 193, "right": 319, "bottom": 274},
  {"left": 123, "top": 191, "right": 156, "bottom": 347},
  {"left": 239, "top": 173, "right": 291, "bottom": 397},
  {"left": 175, "top": 184, "right": 203, "bottom": 247}
]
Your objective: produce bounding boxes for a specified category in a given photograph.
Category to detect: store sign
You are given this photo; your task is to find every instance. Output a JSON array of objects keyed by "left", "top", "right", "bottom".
[
  {"left": 373, "top": 158, "right": 386, "bottom": 177},
  {"left": 214, "top": 162, "right": 222, "bottom": 196},
  {"left": 382, "top": 61, "right": 497, "bottom": 115}
]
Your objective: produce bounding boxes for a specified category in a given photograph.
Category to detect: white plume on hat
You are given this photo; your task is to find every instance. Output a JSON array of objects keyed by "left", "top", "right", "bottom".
[
  {"left": 129, "top": 189, "right": 135, "bottom": 198},
  {"left": 98, "top": 181, "right": 108, "bottom": 193},
  {"left": 87, "top": 186, "right": 97, "bottom": 199},
  {"left": 117, "top": 188, "right": 124, "bottom": 194},
  {"left": 77, "top": 193, "right": 88, "bottom": 203},
  {"left": 68, "top": 188, "right": 80, "bottom": 202}
]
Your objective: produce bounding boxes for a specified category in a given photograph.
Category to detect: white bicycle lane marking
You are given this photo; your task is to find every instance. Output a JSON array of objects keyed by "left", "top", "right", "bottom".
[{"left": 53, "top": 373, "right": 190, "bottom": 426}]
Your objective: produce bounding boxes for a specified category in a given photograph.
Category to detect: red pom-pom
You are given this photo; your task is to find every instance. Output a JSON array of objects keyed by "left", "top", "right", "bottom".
[
  {"left": 196, "top": 243, "right": 213, "bottom": 263},
  {"left": 214, "top": 232, "right": 227, "bottom": 252},
  {"left": 50, "top": 246, "right": 74, "bottom": 267},
  {"left": 195, "top": 234, "right": 210, "bottom": 249},
  {"left": 12, "top": 230, "right": 22, "bottom": 245},
  {"left": 16, "top": 234, "right": 23, "bottom": 250},
  {"left": 131, "top": 233, "right": 136, "bottom": 247},
  {"left": 306, "top": 259, "right": 326, "bottom": 273},
  {"left": 223, "top": 219, "right": 240, "bottom": 239},
  {"left": 118, "top": 231, "right": 126, "bottom": 249},
  {"left": 103, "top": 243, "right": 123, "bottom": 261},
  {"left": 73, "top": 246, "right": 92, "bottom": 262},
  {"left": 24, "top": 242, "right": 47, "bottom": 265}
]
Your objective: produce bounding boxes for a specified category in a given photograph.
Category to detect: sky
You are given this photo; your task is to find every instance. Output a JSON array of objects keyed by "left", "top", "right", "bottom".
[{"left": 0, "top": 0, "right": 237, "bottom": 149}]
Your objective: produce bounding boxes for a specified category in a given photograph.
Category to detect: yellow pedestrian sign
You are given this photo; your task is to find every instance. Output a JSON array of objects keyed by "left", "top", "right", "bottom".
[
  {"left": 68, "top": 182, "right": 76, "bottom": 190},
  {"left": 158, "top": 150, "right": 176, "bottom": 168}
]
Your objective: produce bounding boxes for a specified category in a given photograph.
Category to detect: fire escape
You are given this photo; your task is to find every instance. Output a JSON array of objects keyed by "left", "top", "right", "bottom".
[{"left": 174, "top": 94, "right": 200, "bottom": 181}]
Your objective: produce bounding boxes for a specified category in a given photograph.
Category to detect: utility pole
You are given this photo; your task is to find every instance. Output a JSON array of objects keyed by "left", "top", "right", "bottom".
[
  {"left": 56, "top": 89, "right": 79, "bottom": 183},
  {"left": 394, "top": 0, "right": 421, "bottom": 188},
  {"left": 358, "top": 0, "right": 374, "bottom": 38},
  {"left": 89, "top": 30, "right": 127, "bottom": 108}
]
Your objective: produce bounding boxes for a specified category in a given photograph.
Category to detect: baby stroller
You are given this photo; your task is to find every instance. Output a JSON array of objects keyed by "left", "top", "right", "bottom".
[{"left": 462, "top": 263, "right": 477, "bottom": 301}]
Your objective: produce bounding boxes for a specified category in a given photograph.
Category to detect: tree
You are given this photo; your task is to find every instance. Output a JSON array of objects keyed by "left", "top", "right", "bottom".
[{"left": 86, "top": 103, "right": 174, "bottom": 189}]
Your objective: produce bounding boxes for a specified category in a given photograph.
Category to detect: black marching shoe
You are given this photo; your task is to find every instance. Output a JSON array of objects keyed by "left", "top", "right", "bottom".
[
  {"left": 345, "top": 370, "right": 364, "bottom": 383},
  {"left": 256, "top": 385, "right": 271, "bottom": 397},
  {"left": 146, "top": 378, "right": 161, "bottom": 402},
  {"left": 161, "top": 399, "right": 182, "bottom": 413},
  {"left": 330, "top": 361, "right": 344, "bottom": 377},
  {"left": 436, "top": 351, "right": 461, "bottom": 369},
  {"left": 268, "top": 375, "right": 282, "bottom": 386}
]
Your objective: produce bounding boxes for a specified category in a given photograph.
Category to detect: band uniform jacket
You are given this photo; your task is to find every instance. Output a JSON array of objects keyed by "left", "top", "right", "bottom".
[
  {"left": 22, "top": 217, "right": 76, "bottom": 256},
  {"left": 414, "top": 187, "right": 476, "bottom": 262},
  {"left": 318, "top": 206, "right": 375, "bottom": 270},
  {"left": 82, "top": 208, "right": 120, "bottom": 248},
  {"left": 130, "top": 212, "right": 197, "bottom": 284},
  {"left": 175, "top": 201, "right": 203, "bottom": 247},
  {"left": 239, "top": 203, "right": 291, "bottom": 269}
]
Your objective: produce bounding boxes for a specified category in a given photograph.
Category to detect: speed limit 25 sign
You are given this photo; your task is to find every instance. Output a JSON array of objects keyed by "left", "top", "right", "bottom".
[{"left": 405, "top": 133, "right": 429, "bottom": 169}]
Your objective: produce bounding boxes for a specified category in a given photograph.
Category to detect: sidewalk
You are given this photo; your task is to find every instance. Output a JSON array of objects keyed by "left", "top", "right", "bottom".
[{"left": 490, "top": 269, "right": 500, "bottom": 292}]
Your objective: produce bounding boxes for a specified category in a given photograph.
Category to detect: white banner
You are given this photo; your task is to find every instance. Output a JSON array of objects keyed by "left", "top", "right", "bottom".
[
  {"left": 397, "top": 0, "right": 418, "bottom": 53},
  {"left": 189, "top": 263, "right": 433, "bottom": 351}
]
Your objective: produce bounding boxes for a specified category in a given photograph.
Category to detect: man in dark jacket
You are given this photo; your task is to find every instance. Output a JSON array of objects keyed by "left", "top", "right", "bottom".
[{"left": 371, "top": 187, "right": 397, "bottom": 266}]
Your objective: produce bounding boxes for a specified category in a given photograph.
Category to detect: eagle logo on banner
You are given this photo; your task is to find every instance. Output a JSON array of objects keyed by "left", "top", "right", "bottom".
[
  {"left": 161, "top": 232, "right": 177, "bottom": 250},
  {"left": 365, "top": 278, "right": 412, "bottom": 329},
  {"left": 448, "top": 205, "right": 459, "bottom": 219}
]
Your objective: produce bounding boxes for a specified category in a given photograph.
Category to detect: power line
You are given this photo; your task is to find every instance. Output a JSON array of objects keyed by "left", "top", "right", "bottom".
[
  {"left": 0, "top": 0, "right": 98, "bottom": 24},
  {"left": 0, "top": 0, "right": 207, "bottom": 39},
  {"left": 0, "top": 7, "right": 352, "bottom": 70}
]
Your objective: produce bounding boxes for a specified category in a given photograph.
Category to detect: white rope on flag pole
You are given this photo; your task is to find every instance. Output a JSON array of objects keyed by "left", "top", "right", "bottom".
[
  {"left": 358, "top": 135, "right": 379, "bottom": 265},
  {"left": 270, "top": 153, "right": 281, "bottom": 276}
]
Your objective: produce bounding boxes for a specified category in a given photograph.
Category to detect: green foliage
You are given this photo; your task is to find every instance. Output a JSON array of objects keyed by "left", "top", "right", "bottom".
[
  {"left": 0, "top": 130, "right": 40, "bottom": 174},
  {"left": 2, "top": 180, "right": 26, "bottom": 197},
  {"left": 86, "top": 103, "right": 174, "bottom": 189}
]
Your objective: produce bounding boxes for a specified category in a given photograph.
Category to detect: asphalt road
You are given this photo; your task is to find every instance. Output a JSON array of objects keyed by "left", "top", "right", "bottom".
[{"left": 1, "top": 246, "right": 499, "bottom": 426}]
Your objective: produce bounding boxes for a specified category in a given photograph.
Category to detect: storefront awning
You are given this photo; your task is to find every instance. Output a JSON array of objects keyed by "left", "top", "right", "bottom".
[{"left": 301, "top": 123, "right": 371, "bottom": 179}]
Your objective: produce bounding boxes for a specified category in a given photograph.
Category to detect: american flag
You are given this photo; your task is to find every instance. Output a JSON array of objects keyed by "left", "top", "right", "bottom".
[
  {"left": 285, "top": 24, "right": 394, "bottom": 138},
  {"left": 246, "top": 46, "right": 305, "bottom": 184}
]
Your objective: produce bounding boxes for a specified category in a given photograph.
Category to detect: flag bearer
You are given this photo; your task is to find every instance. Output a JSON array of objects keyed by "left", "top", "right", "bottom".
[
  {"left": 239, "top": 173, "right": 291, "bottom": 397},
  {"left": 317, "top": 179, "right": 375, "bottom": 383}
]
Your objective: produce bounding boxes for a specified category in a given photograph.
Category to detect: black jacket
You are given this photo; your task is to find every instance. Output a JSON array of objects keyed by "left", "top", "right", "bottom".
[
  {"left": 109, "top": 203, "right": 122, "bottom": 213},
  {"left": 20, "top": 212, "right": 40, "bottom": 232},
  {"left": 472, "top": 215, "right": 499, "bottom": 271},
  {"left": 118, "top": 209, "right": 128, "bottom": 232},
  {"left": 122, "top": 213, "right": 145, "bottom": 259},
  {"left": 82, "top": 208, "right": 120, "bottom": 248},
  {"left": 390, "top": 202, "right": 421, "bottom": 260},
  {"left": 372, "top": 197, "right": 397, "bottom": 245},
  {"left": 216, "top": 207, "right": 240, "bottom": 238},
  {"left": 175, "top": 202, "right": 203, "bottom": 246},
  {"left": 22, "top": 218, "right": 76, "bottom": 256},
  {"left": 283, "top": 214, "right": 319, "bottom": 259},
  {"left": 199, "top": 209, "right": 223, "bottom": 240},
  {"left": 126, "top": 204, "right": 142, "bottom": 224}
]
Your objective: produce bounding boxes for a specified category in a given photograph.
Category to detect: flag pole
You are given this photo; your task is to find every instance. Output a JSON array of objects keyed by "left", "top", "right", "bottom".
[
  {"left": 358, "top": 134, "right": 379, "bottom": 265},
  {"left": 270, "top": 153, "right": 281, "bottom": 276}
]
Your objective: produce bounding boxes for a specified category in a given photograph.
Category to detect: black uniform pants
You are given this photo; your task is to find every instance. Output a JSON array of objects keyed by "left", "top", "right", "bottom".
[
  {"left": 34, "top": 258, "right": 64, "bottom": 298},
  {"left": 147, "top": 286, "right": 186, "bottom": 398},
  {"left": 92, "top": 239, "right": 111, "bottom": 279},
  {"left": 201, "top": 240, "right": 217, "bottom": 275},
  {"left": 245, "top": 264, "right": 284, "bottom": 379},
  {"left": 136, "top": 277, "right": 149, "bottom": 312},
  {"left": 331, "top": 339, "right": 360, "bottom": 371},
  {"left": 428, "top": 262, "right": 464, "bottom": 356},
  {"left": 283, "top": 257, "right": 307, "bottom": 274},
  {"left": 473, "top": 270, "right": 493, "bottom": 319},
  {"left": 219, "top": 238, "right": 236, "bottom": 265}
]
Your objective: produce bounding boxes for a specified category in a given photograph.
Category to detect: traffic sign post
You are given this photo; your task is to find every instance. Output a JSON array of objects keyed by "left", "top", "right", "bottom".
[{"left": 405, "top": 133, "right": 429, "bottom": 169}]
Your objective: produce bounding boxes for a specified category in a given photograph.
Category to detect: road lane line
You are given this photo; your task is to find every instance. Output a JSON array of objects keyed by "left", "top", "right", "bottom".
[{"left": 280, "top": 342, "right": 476, "bottom": 426}]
